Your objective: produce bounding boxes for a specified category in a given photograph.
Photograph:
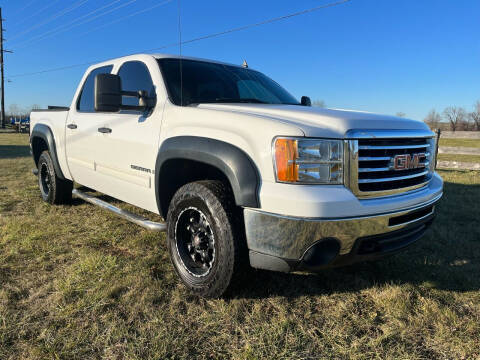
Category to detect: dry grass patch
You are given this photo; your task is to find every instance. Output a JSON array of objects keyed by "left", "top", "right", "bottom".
[
  {"left": 439, "top": 138, "right": 480, "bottom": 148},
  {"left": 438, "top": 153, "right": 480, "bottom": 164}
]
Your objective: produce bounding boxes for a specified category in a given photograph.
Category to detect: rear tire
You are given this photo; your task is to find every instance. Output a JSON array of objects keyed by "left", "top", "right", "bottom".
[
  {"left": 166, "top": 180, "right": 245, "bottom": 298},
  {"left": 37, "top": 151, "right": 73, "bottom": 204}
]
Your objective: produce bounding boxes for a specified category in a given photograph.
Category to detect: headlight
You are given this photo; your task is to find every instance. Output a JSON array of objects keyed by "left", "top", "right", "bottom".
[{"left": 273, "top": 137, "right": 343, "bottom": 184}]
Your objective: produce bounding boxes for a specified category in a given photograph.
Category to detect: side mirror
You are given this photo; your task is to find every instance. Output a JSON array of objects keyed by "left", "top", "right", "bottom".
[
  {"left": 95, "top": 73, "right": 122, "bottom": 112},
  {"left": 301, "top": 96, "right": 312, "bottom": 107},
  {"left": 95, "top": 73, "right": 156, "bottom": 112}
]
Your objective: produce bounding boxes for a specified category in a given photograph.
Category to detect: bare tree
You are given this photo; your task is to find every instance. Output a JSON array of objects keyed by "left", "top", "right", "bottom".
[
  {"left": 424, "top": 109, "right": 441, "bottom": 130},
  {"left": 470, "top": 101, "right": 480, "bottom": 131},
  {"left": 8, "top": 103, "right": 21, "bottom": 116},
  {"left": 312, "top": 100, "right": 326, "bottom": 108},
  {"left": 395, "top": 112, "right": 406, "bottom": 118},
  {"left": 442, "top": 106, "right": 466, "bottom": 132},
  {"left": 464, "top": 113, "right": 473, "bottom": 131},
  {"left": 24, "top": 104, "right": 41, "bottom": 114}
]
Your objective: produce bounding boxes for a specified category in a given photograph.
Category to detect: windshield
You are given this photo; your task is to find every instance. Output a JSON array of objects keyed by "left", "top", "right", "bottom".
[{"left": 158, "top": 58, "right": 300, "bottom": 106}]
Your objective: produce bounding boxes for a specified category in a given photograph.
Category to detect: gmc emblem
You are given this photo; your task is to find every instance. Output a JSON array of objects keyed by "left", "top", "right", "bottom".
[{"left": 391, "top": 153, "right": 426, "bottom": 171}]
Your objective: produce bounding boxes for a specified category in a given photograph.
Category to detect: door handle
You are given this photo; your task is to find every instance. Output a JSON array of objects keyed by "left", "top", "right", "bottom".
[
  {"left": 67, "top": 123, "right": 77, "bottom": 129},
  {"left": 98, "top": 127, "right": 112, "bottom": 134}
]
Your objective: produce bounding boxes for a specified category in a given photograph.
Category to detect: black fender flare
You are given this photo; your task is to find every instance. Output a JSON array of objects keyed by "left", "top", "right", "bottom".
[
  {"left": 30, "top": 123, "right": 66, "bottom": 179},
  {"left": 155, "top": 136, "right": 260, "bottom": 217}
]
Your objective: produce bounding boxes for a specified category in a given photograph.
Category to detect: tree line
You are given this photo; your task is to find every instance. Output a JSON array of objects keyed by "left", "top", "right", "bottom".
[
  {"left": 314, "top": 99, "right": 480, "bottom": 132},
  {"left": 7, "top": 100, "right": 480, "bottom": 132},
  {"left": 423, "top": 101, "right": 480, "bottom": 131},
  {"left": 6, "top": 103, "right": 41, "bottom": 118}
]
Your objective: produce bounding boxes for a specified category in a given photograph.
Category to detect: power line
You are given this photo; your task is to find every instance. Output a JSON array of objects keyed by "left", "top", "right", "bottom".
[
  {"left": 8, "top": 0, "right": 91, "bottom": 43},
  {"left": 12, "top": 0, "right": 146, "bottom": 48},
  {"left": 12, "top": 0, "right": 62, "bottom": 27},
  {"left": 10, "top": 0, "right": 130, "bottom": 48},
  {"left": 10, "top": 61, "right": 102, "bottom": 78},
  {"left": 6, "top": 0, "right": 90, "bottom": 43},
  {"left": 156, "top": 0, "right": 352, "bottom": 50},
  {"left": 13, "top": 0, "right": 146, "bottom": 49},
  {"left": 12, "top": 0, "right": 38, "bottom": 16},
  {"left": 8, "top": 0, "right": 351, "bottom": 78},
  {"left": 77, "top": 0, "right": 174, "bottom": 38},
  {"left": 141, "top": 0, "right": 351, "bottom": 53}
]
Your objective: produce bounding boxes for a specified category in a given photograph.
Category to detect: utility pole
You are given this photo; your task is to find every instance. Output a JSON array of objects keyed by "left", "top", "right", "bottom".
[
  {"left": 0, "top": 7, "right": 5, "bottom": 129},
  {"left": 0, "top": 8, "right": 13, "bottom": 129}
]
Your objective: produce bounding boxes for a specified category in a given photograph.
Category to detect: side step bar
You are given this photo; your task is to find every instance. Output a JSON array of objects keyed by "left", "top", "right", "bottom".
[{"left": 72, "top": 189, "right": 166, "bottom": 232}]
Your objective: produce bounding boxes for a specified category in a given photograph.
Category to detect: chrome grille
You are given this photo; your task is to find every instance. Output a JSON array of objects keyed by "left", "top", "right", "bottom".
[{"left": 347, "top": 133, "right": 435, "bottom": 198}]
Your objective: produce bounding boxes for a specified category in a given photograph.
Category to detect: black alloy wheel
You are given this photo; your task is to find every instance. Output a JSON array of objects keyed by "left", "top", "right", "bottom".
[
  {"left": 39, "top": 161, "right": 51, "bottom": 199},
  {"left": 166, "top": 180, "right": 246, "bottom": 298},
  {"left": 175, "top": 207, "right": 216, "bottom": 277},
  {"left": 37, "top": 151, "right": 73, "bottom": 204}
]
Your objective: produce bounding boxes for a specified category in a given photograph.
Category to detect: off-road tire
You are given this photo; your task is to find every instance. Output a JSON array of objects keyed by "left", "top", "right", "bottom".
[
  {"left": 37, "top": 151, "right": 73, "bottom": 204},
  {"left": 166, "top": 180, "right": 245, "bottom": 298}
]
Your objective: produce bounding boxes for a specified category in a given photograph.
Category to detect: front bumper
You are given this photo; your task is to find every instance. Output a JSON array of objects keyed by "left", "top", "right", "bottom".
[{"left": 244, "top": 192, "right": 442, "bottom": 272}]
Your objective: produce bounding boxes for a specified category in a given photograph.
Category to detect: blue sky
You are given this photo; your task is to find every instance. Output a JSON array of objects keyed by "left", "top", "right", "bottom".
[{"left": 2, "top": 0, "right": 479, "bottom": 120}]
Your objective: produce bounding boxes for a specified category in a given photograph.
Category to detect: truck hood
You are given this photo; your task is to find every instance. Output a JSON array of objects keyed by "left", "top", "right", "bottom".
[{"left": 197, "top": 103, "right": 431, "bottom": 138}]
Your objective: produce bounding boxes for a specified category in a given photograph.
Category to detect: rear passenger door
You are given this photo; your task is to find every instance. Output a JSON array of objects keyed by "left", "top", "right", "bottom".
[{"left": 93, "top": 60, "right": 162, "bottom": 213}]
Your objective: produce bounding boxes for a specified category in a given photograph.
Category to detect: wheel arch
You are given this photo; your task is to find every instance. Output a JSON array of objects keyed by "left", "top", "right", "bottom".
[
  {"left": 30, "top": 123, "right": 66, "bottom": 180},
  {"left": 155, "top": 136, "right": 260, "bottom": 218}
]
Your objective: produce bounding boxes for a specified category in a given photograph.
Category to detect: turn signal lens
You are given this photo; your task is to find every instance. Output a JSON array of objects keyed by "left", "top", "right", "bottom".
[
  {"left": 274, "top": 138, "right": 298, "bottom": 182},
  {"left": 273, "top": 137, "right": 344, "bottom": 184}
]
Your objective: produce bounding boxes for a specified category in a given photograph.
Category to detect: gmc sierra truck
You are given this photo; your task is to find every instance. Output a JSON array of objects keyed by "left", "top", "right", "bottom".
[{"left": 30, "top": 54, "right": 443, "bottom": 297}]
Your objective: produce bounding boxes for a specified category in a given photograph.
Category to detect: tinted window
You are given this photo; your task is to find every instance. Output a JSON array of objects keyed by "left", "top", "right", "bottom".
[
  {"left": 118, "top": 61, "right": 155, "bottom": 106},
  {"left": 158, "top": 58, "right": 299, "bottom": 106},
  {"left": 77, "top": 65, "right": 113, "bottom": 112}
]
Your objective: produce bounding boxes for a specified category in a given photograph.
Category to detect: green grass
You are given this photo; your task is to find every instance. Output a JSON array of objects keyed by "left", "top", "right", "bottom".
[
  {"left": 439, "top": 138, "right": 480, "bottom": 148},
  {"left": 1, "top": 133, "right": 480, "bottom": 359},
  {"left": 438, "top": 153, "right": 480, "bottom": 163}
]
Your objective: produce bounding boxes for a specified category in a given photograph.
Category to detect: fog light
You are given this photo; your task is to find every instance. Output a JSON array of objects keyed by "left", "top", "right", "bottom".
[{"left": 302, "top": 238, "right": 340, "bottom": 268}]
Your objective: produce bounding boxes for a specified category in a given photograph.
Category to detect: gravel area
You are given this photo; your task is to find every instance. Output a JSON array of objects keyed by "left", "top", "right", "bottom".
[
  {"left": 439, "top": 146, "right": 480, "bottom": 155},
  {"left": 440, "top": 131, "right": 480, "bottom": 139},
  {"left": 437, "top": 160, "right": 480, "bottom": 170}
]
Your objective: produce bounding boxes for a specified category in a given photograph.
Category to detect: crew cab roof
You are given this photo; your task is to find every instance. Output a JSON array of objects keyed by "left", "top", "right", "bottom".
[
  {"left": 153, "top": 53, "right": 245, "bottom": 68},
  {"left": 84, "top": 53, "right": 245, "bottom": 74}
]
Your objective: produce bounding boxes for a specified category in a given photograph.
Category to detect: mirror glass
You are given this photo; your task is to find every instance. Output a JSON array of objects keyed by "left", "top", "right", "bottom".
[{"left": 94, "top": 73, "right": 122, "bottom": 112}]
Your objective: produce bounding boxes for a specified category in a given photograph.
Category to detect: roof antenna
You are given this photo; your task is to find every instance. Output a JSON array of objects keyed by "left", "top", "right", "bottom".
[
  {"left": 242, "top": 60, "right": 248, "bottom": 68},
  {"left": 177, "top": 0, "right": 183, "bottom": 106}
]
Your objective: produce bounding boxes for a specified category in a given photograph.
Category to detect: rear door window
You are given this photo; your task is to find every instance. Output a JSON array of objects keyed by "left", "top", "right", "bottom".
[{"left": 77, "top": 65, "right": 113, "bottom": 112}]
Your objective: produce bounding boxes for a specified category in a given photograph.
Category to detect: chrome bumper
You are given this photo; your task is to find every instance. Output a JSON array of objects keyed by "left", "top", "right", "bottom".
[{"left": 244, "top": 192, "right": 442, "bottom": 271}]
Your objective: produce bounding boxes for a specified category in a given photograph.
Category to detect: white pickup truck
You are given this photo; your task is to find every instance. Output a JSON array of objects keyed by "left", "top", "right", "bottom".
[{"left": 30, "top": 53, "right": 443, "bottom": 297}]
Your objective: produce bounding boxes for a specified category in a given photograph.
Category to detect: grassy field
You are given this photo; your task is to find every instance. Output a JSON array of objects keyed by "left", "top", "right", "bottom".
[
  {"left": 1, "top": 133, "right": 480, "bottom": 359},
  {"left": 439, "top": 138, "right": 480, "bottom": 148}
]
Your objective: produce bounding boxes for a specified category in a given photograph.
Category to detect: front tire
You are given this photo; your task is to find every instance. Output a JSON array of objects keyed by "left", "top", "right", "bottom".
[
  {"left": 166, "top": 181, "right": 244, "bottom": 298},
  {"left": 37, "top": 151, "right": 73, "bottom": 204}
]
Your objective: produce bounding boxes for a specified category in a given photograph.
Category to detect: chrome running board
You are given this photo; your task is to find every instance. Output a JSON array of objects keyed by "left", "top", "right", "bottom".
[{"left": 72, "top": 189, "right": 166, "bottom": 232}]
